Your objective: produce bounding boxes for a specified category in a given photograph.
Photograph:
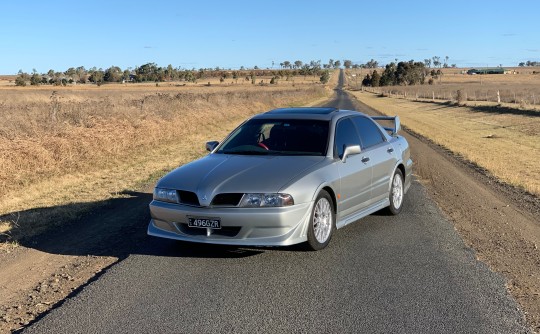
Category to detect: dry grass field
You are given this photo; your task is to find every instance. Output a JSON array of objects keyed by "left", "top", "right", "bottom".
[
  {"left": 349, "top": 90, "right": 540, "bottom": 196},
  {"left": 0, "top": 77, "right": 334, "bottom": 244},
  {"left": 346, "top": 67, "right": 540, "bottom": 107}
]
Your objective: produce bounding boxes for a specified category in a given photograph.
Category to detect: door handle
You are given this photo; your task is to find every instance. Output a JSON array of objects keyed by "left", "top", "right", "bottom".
[
  {"left": 361, "top": 157, "right": 370, "bottom": 163},
  {"left": 387, "top": 147, "right": 394, "bottom": 153}
]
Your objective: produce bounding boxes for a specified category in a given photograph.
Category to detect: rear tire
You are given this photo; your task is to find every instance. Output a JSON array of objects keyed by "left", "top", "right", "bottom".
[
  {"left": 306, "top": 190, "right": 335, "bottom": 251},
  {"left": 387, "top": 169, "right": 404, "bottom": 215}
]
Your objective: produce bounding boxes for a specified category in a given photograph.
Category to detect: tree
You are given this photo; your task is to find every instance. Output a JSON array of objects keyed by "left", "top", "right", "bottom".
[
  {"left": 64, "top": 67, "right": 76, "bottom": 79},
  {"left": 310, "top": 60, "right": 321, "bottom": 71},
  {"left": 395, "top": 61, "right": 426, "bottom": 85},
  {"left": 380, "top": 62, "right": 397, "bottom": 86},
  {"left": 30, "top": 72, "right": 41, "bottom": 86},
  {"left": 294, "top": 60, "right": 302, "bottom": 69},
  {"left": 15, "top": 75, "right": 27, "bottom": 86},
  {"left": 343, "top": 60, "right": 352, "bottom": 69},
  {"left": 165, "top": 64, "right": 174, "bottom": 81},
  {"left": 123, "top": 69, "right": 131, "bottom": 81},
  {"left": 519, "top": 62, "right": 525, "bottom": 67},
  {"left": 104, "top": 66, "right": 122, "bottom": 82},
  {"left": 88, "top": 67, "right": 105, "bottom": 84},
  {"left": 362, "top": 74, "right": 371, "bottom": 86},
  {"left": 365, "top": 59, "right": 378, "bottom": 68},
  {"left": 333, "top": 60, "right": 341, "bottom": 68},
  {"left": 320, "top": 70, "right": 330, "bottom": 84},
  {"left": 75, "top": 66, "right": 87, "bottom": 83},
  {"left": 371, "top": 70, "right": 381, "bottom": 87},
  {"left": 299, "top": 64, "right": 311, "bottom": 78},
  {"left": 283, "top": 61, "right": 291, "bottom": 69},
  {"left": 432, "top": 56, "right": 441, "bottom": 68},
  {"left": 430, "top": 69, "right": 442, "bottom": 83},
  {"left": 424, "top": 59, "right": 432, "bottom": 68},
  {"left": 135, "top": 62, "right": 161, "bottom": 82}
]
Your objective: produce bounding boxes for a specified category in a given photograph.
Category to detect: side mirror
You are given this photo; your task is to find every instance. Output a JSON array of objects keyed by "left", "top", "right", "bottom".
[
  {"left": 342, "top": 145, "right": 361, "bottom": 163},
  {"left": 206, "top": 141, "right": 219, "bottom": 152}
]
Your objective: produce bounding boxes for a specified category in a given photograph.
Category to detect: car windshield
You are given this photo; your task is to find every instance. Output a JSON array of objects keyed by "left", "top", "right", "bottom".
[{"left": 217, "top": 119, "right": 329, "bottom": 156}]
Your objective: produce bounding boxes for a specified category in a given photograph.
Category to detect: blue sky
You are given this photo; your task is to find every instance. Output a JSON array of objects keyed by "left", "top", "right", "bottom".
[{"left": 1, "top": 0, "right": 539, "bottom": 74}]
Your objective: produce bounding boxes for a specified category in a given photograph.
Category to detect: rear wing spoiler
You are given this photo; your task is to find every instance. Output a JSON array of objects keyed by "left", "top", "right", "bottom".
[{"left": 371, "top": 115, "right": 401, "bottom": 135}]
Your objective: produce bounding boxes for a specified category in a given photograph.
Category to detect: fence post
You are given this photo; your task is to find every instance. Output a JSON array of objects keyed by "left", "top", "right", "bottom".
[
  {"left": 432, "top": 91, "right": 435, "bottom": 101},
  {"left": 497, "top": 90, "right": 500, "bottom": 103}
]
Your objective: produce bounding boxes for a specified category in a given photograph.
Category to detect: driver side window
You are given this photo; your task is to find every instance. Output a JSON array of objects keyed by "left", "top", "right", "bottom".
[{"left": 334, "top": 118, "right": 361, "bottom": 159}]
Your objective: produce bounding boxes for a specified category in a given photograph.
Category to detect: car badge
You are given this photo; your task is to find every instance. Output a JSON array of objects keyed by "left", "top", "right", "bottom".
[{"left": 201, "top": 195, "right": 207, "bottom": 201}]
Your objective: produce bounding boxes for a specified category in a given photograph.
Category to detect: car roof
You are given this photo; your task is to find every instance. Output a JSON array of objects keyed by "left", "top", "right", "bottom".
[{"left": 253, "top": 107, "right": 364, "bottom": 121}]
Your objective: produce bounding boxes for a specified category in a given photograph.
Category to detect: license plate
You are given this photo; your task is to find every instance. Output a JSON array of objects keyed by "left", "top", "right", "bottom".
[{"left": 188, "top": 217, "right": 221, "bottom": 229}]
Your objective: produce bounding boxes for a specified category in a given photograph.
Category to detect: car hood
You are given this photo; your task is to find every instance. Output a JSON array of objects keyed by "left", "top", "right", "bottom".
[{"left": 157, "top": 154, "right": 325, "bottom": 206}]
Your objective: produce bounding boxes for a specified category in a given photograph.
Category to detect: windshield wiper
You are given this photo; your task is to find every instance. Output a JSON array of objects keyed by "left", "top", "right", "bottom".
[{"left": 222, "top": 150, "right": 273, "bottom": 155}]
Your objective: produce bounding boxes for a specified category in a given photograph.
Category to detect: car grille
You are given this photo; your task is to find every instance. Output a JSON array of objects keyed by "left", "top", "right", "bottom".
[
  {"left": 178, "top": 190, "right": 200, "bottom": 206},
  {"left": 177, "top": 223, "right": 241, "bottom": 237},
  {"left": 211, "top": 193, "right": 243, "bottom": 207}
]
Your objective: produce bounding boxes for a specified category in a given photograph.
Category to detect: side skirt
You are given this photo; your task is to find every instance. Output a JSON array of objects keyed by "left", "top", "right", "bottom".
[{"left": 336, "top": 198, "right": 390, "bottom": 229}]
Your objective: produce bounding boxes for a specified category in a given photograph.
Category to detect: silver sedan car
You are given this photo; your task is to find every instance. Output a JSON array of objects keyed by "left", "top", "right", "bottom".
[{"left": 148, "top": 107, "right": 412, "bottom": 250}]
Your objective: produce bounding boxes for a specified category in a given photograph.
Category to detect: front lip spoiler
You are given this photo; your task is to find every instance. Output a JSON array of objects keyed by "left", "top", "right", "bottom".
[{"left": 147, "top": 219, "right": 307, "bottom": 247}]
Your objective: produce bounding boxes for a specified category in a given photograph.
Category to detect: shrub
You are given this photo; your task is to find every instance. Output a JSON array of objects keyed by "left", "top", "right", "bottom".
[
  {"left": 15, "top": 76, "right": 26, "bottom": 86},
  {"left": 320, "top": 70, "right": 330, "bottom": 84}
]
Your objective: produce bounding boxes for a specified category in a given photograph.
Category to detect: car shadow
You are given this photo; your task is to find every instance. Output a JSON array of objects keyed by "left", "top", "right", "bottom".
[{"left": 0, "top": 191, "right": 276, "bottom": 260}]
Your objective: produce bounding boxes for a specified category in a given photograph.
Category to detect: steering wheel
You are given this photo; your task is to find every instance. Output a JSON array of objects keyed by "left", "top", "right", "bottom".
[{"left": 258, "top": 142, "right": 269, "bottom": 150}]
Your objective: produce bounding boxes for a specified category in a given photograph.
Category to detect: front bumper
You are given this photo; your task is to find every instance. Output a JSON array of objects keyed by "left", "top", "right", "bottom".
[{"left": 147, "top": 200, "right": 313, "bottom": 246}]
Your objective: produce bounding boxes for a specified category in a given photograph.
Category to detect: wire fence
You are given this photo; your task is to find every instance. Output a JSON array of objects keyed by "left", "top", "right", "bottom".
[{"left": 358, "top": 86, "right": 540, "bottom": 109}]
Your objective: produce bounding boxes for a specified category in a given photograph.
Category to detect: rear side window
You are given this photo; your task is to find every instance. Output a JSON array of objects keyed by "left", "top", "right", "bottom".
[
  {"left": 351, "top": 116, "right": 385, "bottom": 149},
  {"left": 334, "top": 118, "right": 361, "bottom": 159}
]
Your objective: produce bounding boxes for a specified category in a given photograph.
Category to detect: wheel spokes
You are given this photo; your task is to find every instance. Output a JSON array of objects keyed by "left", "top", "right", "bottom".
[
  {"left": 313, "top": 198, "right": 332, "bottom": 243},
  {"left": 392, "top": 174, "right": 403, "bottom": 209}
]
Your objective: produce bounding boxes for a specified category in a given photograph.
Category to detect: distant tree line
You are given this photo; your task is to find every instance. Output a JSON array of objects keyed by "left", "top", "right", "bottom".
[
  {"left": 518, "top": 61, "right": 540, "bottom": 67},
  {"left": 13, "top": 56, "right": 461, "bottom": 87},
  {"left": 14, "top": 59, "right": 339, "bottom": 86}
]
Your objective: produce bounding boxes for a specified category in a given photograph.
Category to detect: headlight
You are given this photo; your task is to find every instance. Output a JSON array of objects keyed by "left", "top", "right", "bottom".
[
  {"left": 238, "top": 193, "right": 294, "bottom": 207},
  {"left": 153, "top": 187, "right": 179, "bottom": 203}
]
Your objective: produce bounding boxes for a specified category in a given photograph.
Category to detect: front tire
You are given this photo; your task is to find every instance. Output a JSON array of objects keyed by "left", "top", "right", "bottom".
[
  {"left": 306, "top": 190, "right": 335, "bottom": 251},
  {"left": 387, "top": 169, "right": 404, "bottom": 215}
]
